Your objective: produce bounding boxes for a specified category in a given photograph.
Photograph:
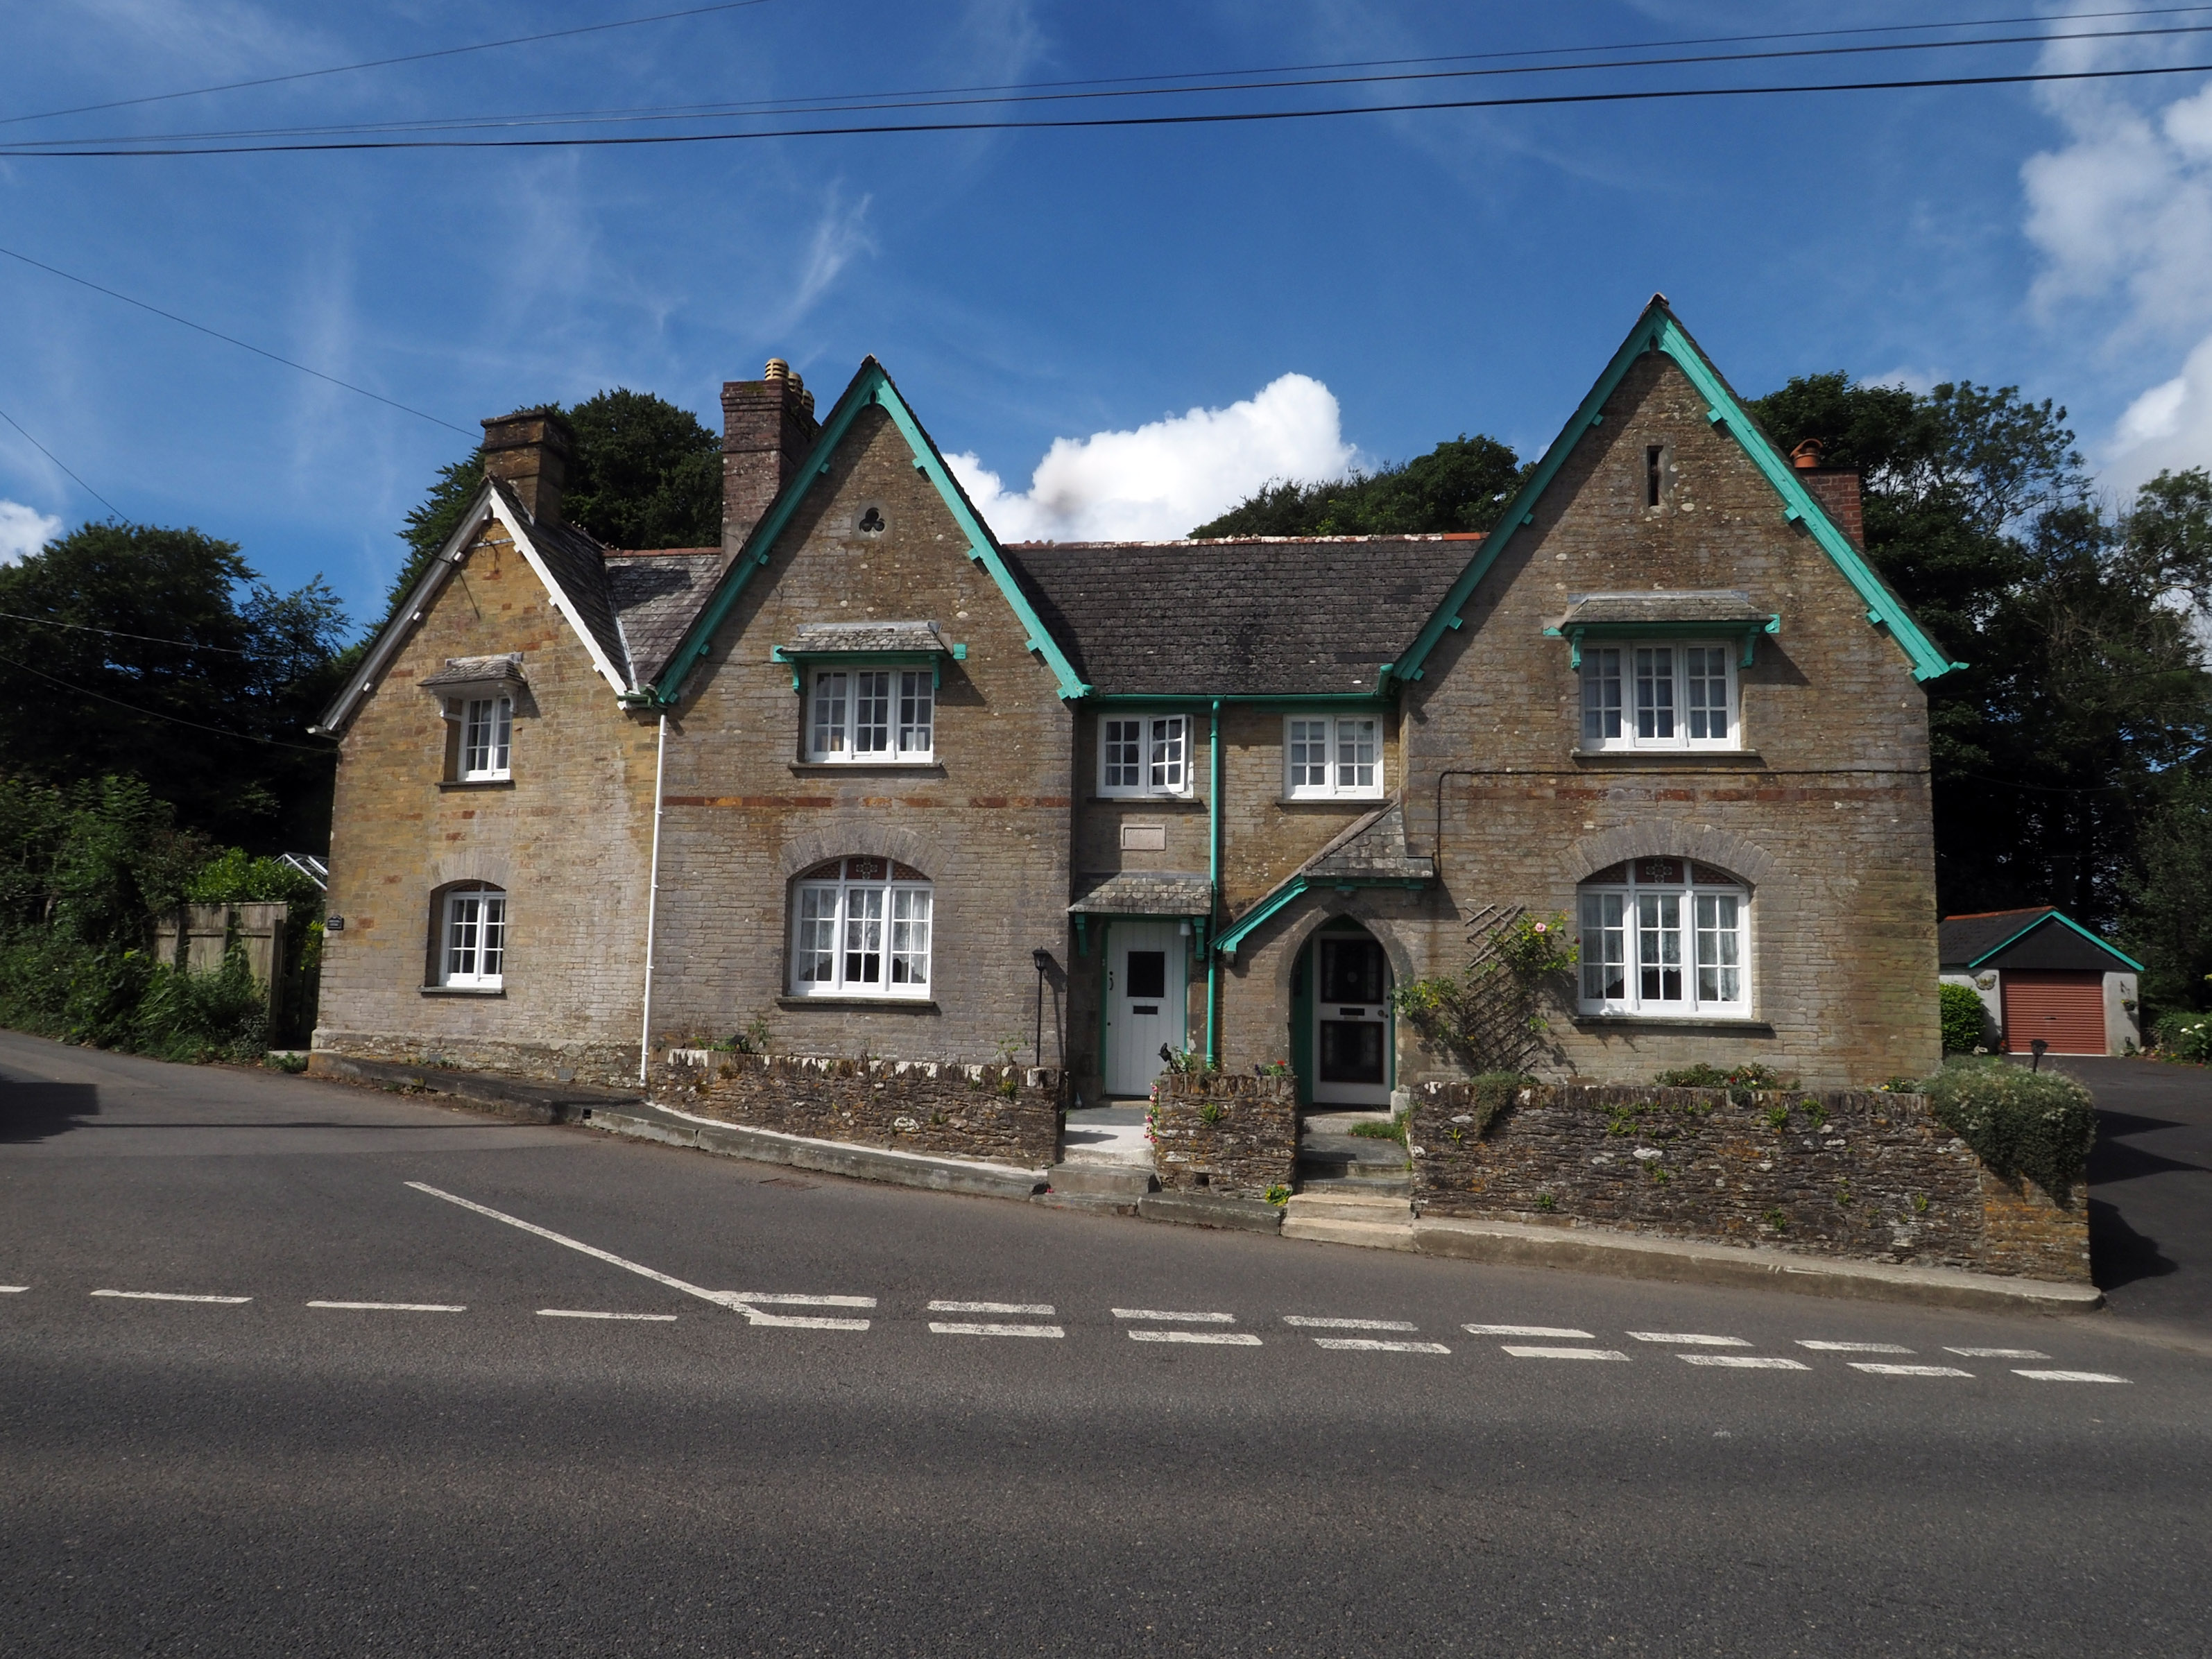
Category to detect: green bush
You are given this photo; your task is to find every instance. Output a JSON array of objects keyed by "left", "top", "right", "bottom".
[
  {"left": 1919, "top": 1056, "right": 2098, "bottom": 1204},
  {"left": 2153, "top": 1008, "right": 2212, "bottom": 1063},
  {"left": 1939, "top": 982, "right": 1991, "bottom": 1053},
  {"left": 132, "top": 945, "right": 268, "bottom": 1063},
  {"left": 1653, "top": 1061, "right": 1792, "bottom": 1105}
]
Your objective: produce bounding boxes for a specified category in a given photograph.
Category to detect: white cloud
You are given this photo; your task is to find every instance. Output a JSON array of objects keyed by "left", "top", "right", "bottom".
[
  {"left": 946, "top": 374, "right": 1355, "bottom": 542},
  {"left": 0, "top": 500, "right": 61, "bottom": 565},
  {"left": 786, "top": 186, "right": 875, "bottom": 324},
  {"left": 2105, "top": 334, "right": 2212, "bottom": 492}
]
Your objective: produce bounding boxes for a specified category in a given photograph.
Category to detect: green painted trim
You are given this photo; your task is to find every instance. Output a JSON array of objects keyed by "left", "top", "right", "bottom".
[
  {"left": 1206, "top": 698, "right": 1222, "bottom": 1065},
  {"left": 1395, "top": 302, "right": 1958, "bottom": 687},
  {"left": 1086, "top": 691, "right": 1391, "bottom": 709},
  {"left": 1215, "top": 877, "right": 1307, "bottom": 961},
  {"left": 771, "top": 646, "right": 950, "bottom": 693},
  {"left": 649, "top": 361, "right": 1090, "bottom": 706},
  {"left": 1542, "top": 617, "right": 1778, "bottom": 671},
  {"left": 1965, "top": 909, "right": 2143, "bottom": 973}
]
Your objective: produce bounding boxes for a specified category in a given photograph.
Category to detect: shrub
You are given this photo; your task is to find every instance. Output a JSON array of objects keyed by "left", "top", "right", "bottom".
[
  {"left": 2154, "top": 1008, "right": 2212, "bottom": 1064},
  {"left": 1652, "top": 1061, "right": 1792, "bottom": 1105},
  {"left": 1919, "top": 1056, "right": 2098, "bottom": 1204},
  {"left": 1939, "top": 983, "right": 1991, "bottom": 1053}
]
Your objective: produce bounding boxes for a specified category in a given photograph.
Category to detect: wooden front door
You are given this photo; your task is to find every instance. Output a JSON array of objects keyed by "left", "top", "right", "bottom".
[{"left": 1104, "top": 920, "right": 1188, "bottom": 1096}]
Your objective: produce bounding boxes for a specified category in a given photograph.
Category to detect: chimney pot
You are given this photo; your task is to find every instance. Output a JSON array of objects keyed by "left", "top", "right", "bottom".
[
  {"left": 721, "top": 356, "right": 822, "bottom": 558},
  {"left": 1790, "top": 438, "right": 1824, "bottom": 471},
  {"left": 480, "top": 406, "right": 575, "bottom": 526}
]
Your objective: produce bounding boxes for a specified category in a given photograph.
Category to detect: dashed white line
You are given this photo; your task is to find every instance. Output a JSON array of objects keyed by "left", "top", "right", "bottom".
[
  {"left": 1129, "top": 1330, "right": 1262, "bottom": 1346},
  {"left": 1682, "top": 1355, "right": 1810, "bottom": 1370},
  {"left": 90, "top": 1289, "right": 250, "bottom": 1304},
  {"left": 1502, "top": 1346, "right": 1630, "bottom": 1361},
  {"left": 1113, "top": 1308, "right": 1236, "bottom": 1323},
  {"left": 2014, "top": 1368, "right": 2130, "bottom": 1384},
  {"left": 1851, "top": 1362, "right": 1974, "bottom": 1377},
  {"left": 1627, "top": 1331, "right": 1748, "bottom": 1347},
  {"left": 1314, "top": 1338, "right": 1451, "bottom": 1353},
  {"left": 733, "top": 1293, "right": 877, "bottom": 1307},
  {"left": 538, "top": 1309, "right": 680, "bottom": 1321},
  {"left": 0, "top": 1285, "right": 27, "bottom": 1293},
  {"left": 929, "top": 1321, "right": 1064, "bottom": 1338},
  {"left": 1946, "top": 1346, "right": 2050, "bottom": 1359},
  {"left": 1464, "top": 1323, "right": 1596, "bottom": 1339},
  {"left": 1283, "top": 1316, "right": 1418, "bottom": 1330},
  {"left": 1797, "top": 1341, "right": 1913, "bottom": 1353},
  {"left": 929, "top": 1300, "right": 1055, "bottom": 1316},
  {"left": 307, "top": 1300, "right": 465, "bottom": 1312}
]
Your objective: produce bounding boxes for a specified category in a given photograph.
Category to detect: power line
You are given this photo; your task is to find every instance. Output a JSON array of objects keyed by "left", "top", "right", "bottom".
[
  {"left": 0, "top": 610, "right": 252, "bottom": 654},
  {"left": 0, "top": 401, "right": 124, "bottom": 521},
  {"left": 0, "top": 246, "right": 472, "bottom": 436},
  {"left": 19, "top": 58, "right": 2212, "bottom": 157},
  {"left": 0, "top": 653, "right": 336, "bottom": 752},
  {"left": 0, "top": 0, "right": 778, "bottom": 130}
]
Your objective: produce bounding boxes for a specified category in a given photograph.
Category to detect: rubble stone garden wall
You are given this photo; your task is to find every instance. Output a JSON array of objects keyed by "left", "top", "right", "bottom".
[{"left": 1148, "top": 1073, "right": 1297, "bottom": 1198}]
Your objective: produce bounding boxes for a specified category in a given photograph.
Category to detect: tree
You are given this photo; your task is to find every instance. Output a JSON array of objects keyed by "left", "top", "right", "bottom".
[
  {"left": 386, "top": 388, "right": 721, "bottom": 615},
  {"left": 0, "top": 524, "right": 351, "bottom": 852},
  {"left": 1191, "top": 434, "right": 1526, "bottom": 538}
]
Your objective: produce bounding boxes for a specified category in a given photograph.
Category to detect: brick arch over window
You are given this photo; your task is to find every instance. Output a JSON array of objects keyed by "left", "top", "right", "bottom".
[
  {"left": 1269, "top": 899, "right": 1418, "bottom": 999},
  {"left": 778, "top": 824, "right": 948, "bottom": 882},
  {"left": 427, "top": 852, "right": 514, "bottom": 891},
  {"left": 1565, "top": 820, "right": 1775, "bottom": 888}
]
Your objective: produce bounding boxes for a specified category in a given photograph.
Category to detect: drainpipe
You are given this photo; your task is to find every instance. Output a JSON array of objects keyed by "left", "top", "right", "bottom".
[
  {"left": 637, "top": 710, "right": 669, "bottom": 1090},
  {"left": 1206, "top": 698, "right": 1222, "bottom": 1066}
]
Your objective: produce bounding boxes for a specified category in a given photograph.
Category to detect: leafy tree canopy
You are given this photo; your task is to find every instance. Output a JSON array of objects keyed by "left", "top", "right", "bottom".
[
  {"left": 1190, "top": 434, "right": 1526, "bottom": 538},
  {"left": 0, "top": 524, "right": 350, "bottom": 852},
  {"left": 388, "top": 387, "right": 720, "bottom": 615}
]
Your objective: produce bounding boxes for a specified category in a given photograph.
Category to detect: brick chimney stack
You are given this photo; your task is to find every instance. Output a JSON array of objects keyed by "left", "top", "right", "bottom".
[
  {"left": 722, "top": 359, "right": 819, "bottom": 557},
  {"left": 1790, "top": 438, "right": 1864, "bottom": 549},
  {"left": 481, "top": 406, "right": 575, "bottom": 527}
]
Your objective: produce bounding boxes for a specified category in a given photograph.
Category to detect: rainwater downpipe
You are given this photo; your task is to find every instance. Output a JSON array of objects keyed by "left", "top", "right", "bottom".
[
  {"left": 1206, "top": 698, "right": 1221, "bottom": 1066},
  {"left": 637, "top": 710, "right": 669, "bottom": 1090}
]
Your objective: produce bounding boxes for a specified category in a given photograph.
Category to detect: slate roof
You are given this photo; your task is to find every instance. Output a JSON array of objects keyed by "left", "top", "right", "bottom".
[
  {"left": 489, "top": 479, "right": 633, "bottom": 682},
  {"left": 1557, "top": 590, "right": 1774, "bottom": 628},
  {"left": 1939, "top": 908, "right": 2140, "bottom": 972},
  {"left": 780, "top": 621, "right": 952, "bottom": 655},
  {"left": 1001, "top": 536, "right": 1477, "bottom": 696},
  {"left": 1302, "top": 798, "right": 1434, "bottom": 883},
  {"left": 1068, "top": 871, "right": 1215, "bottom": 916},
  {"left": 606, "top": 549, "right": 723, "bottom": 687}
]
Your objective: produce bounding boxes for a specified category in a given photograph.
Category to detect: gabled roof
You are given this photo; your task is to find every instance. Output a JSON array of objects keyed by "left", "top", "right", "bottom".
[
  {"left": 1213, "top": 794, "right": 1434, "bottom": 959},
  {"left": 1940, "top": 907, "right": 2143, "bottom": 972},
  {"left": 605, "top": 549, "right": 722, "bottom": 688},
  {"left": 1002, "top": 536, "right": 1471, "bottom": 698},
  {"left": 646, "top": 356, "right": 1089, "bottom": 706},
  {"left": 1394, "top": 297, "right": 1960, "bottom": 687}
]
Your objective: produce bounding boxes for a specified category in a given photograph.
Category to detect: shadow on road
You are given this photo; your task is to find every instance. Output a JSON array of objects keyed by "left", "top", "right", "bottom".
[
  {"left": 0, "top": 1081, "right": 98, "bottom": 1144},
  {"left": 2090, "top": 1196, "right": 2177, "bottom": 1291}
]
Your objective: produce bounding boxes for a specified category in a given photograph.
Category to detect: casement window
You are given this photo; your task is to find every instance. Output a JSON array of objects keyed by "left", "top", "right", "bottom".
[
  {"left": 1577, "top": 859, "right": 1747, "bottom": 1018},
  {"left": 807, "top": 669, "right": 934, "bottom": 762},
  {"left": 790, "top": 857, "right": 933, "bottom": 999},
  {"left": 458, "top": 697, "right": 513, "bottom": 780},
  {"left": 1285, "top": 715, "right": 1382, "bottom": 800},
  {"left": 1099, "top": 715, "right": 1190, "bottom": 798},
  {"left": 440, "top": 882, "right": 508, "bottom": 989},
  {"left": 1579, "top": 643, "right": 1738, "bottom": 751}
]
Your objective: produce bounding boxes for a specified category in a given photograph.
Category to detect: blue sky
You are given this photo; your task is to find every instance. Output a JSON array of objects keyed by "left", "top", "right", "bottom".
[{"left": 2, "top": 1, "right": 2210, "bottom": 630}]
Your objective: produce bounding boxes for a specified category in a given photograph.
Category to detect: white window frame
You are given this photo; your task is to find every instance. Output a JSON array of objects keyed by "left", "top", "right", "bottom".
[
  {"left": 1283, "top": 714, "right": 1383, "bottom": 800},
  {"left": 789, "top": 859, "right": 933, "bottom": 1000},
  {"left": 1578, "top": 641, "right": 1740, "bottom": 753},
  {"left": 440, "top": 884, "right": 507, "bottom": 989},
  {"left": 805, "top": 666, "right": 935, "bottom": 763},
  {"left": 457, "top": 696, "right": 513, "bottom": 781},
  {"left": 1098, "top": 714, "right": 1192, "bottom": 798},
  {"left": 1577, "top": 859, "right": 1749, "bottom": 1018}
]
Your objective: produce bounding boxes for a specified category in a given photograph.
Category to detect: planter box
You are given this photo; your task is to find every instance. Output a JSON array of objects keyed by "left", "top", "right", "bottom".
[{"left": 1147, "top": 1072, "right": 1296, "bottom": 1199}]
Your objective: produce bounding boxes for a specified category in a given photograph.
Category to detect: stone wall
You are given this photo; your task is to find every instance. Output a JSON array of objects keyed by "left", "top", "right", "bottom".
[
  {"left": 312, "top": 1029, "right": 642, "bottom": 1092},
  {"left": 1410, "top": 1081, "right": 2088, "bottom": 1282},
  {"left": 1147, "top": 1072, "right": 1296, "bottom": 1198},
  {"left": 651, "top": 1049, "right": 1061, "bottom": 1167}
]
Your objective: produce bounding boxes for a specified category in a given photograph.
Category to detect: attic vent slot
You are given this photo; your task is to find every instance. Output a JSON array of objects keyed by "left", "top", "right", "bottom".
[{"left": 1645, "top": 445, "right": 1665, "bottom": 508}]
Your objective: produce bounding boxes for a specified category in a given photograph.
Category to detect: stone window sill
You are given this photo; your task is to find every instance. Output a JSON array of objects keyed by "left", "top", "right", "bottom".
[
  {"left": 1568, "top": 750, "right": 1765, "bottom": 768},
  {"left": 775, "top": 995, "right": 941, "bottom": 1013},
  {"left": 789, "top": 760, "right": 945, "bottom": 775},
  {"left": 420, "top": 985, "right": 506, "bottom": 998},
  {"left": 1571, "top": 1014, "right": 1772, "bottom": 1033},
  {"left": 439, "top": 778, "right": 517, "bottom": 791},
  {"left": 1278, "top": 794, "right": 1387, "bottom": 807},
  {"left": 1088, "top": 795, "right": 1203, "bottom": 808}
]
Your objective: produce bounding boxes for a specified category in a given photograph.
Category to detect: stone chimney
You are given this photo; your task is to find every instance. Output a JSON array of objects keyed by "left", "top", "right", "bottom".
[
  {"left": 481, "top": 406, "right": 576, "bottom": 527},
  {"left": 1790, "top": 438, "right": 1864, "bottom": 550},
  {"left": 721, "top": 359, "right": 819, "bottom": 556}
]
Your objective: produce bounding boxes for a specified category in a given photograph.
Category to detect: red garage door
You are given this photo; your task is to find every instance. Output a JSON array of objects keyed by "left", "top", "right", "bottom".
[{"left": 2002, "top": 971, "right": 2107, "bottom": 1055}]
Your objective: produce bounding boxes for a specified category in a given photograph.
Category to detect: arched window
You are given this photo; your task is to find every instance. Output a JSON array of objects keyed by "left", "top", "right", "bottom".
[
  {"left": 790, "top": 858, "right": 932, "bottom": 999},
  {"left": 436, "top": 882, "right": 507, "bottom": 989},
  {"left": 1577, "top": 859, "right": 1747, "bottom": 1017}
]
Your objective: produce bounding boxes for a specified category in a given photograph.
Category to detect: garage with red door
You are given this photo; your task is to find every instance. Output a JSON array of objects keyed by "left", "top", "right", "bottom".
[
  {"left": 2000, "top": 970, "right": 2107, "bottom": 1056},
  {"left": 1939, "top": 906, "right": 2143, "bottom": 1058}
]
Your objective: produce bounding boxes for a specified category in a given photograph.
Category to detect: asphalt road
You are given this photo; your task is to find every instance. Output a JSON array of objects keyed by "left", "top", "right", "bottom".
[
  {"left": 2058, "top": 1055, "right": 2212, "bottom": 1333},
  {"left": 3, "top": 1032, "right": 2209, "bottom": 1657}
]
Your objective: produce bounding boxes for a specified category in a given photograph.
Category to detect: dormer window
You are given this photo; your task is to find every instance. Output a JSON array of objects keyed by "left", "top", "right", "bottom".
[
  {"left": 1579, "top": 644, "right": 1736, "bottom": 751},
  {"left": 808, "top": 668, "right": 933, "bottom": 761}
]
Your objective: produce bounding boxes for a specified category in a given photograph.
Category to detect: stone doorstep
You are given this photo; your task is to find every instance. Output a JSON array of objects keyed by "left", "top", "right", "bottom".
[
  {"left": 1282, "top": 1217, "right": 1421, "bottom": 1253},
  {"left": 1284, "top": 1189, "right": 1415, "bottom": 1226},
  {"left": 1045, "top": 1161, "right": 1158, "bottom": 1198},
  {"left": 1138, "top": 1191, "right": 1285, "bottom": 1234}
]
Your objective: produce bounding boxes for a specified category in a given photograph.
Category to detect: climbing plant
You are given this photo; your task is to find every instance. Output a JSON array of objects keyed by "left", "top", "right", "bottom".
[{"left": 1390, "top": 905, "right": 1577, "bottom": 1074}]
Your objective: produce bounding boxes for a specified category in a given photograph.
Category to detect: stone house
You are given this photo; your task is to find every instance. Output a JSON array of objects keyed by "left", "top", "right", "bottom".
[{"left": 312, "top": 298, "right": 1950, "bottom": 1111}]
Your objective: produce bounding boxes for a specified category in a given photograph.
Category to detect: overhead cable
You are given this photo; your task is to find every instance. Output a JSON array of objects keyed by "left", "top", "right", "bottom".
[{"left": 0, "top": 402, "right": 125, "bottom": 520}]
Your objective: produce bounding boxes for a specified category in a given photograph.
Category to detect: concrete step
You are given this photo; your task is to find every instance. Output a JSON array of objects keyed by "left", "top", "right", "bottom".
[
  {"left": 1283, "top": 1189, "right": 1414, "bottom": 1225},
  {"left": 1280, "top": 1215, "right": 1418, "bottom": 1252},
  {"left": 1045, "top": 1160, "right": 1158, "bottom": 1198},
  {"left": 1058, "top": 1145, "right": 1154, "bottom": 1170}
]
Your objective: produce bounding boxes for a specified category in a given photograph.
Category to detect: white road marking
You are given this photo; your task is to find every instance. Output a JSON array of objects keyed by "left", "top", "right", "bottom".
[
  {"left": 1283, "top": 1316, "right": 1418, "bottom": 1330},
  {"left": 1797, "top": 1341, "right": 1913, "bottom": 1353},
  {"left": 1681, "top": 1355, "right": 1810, "bottom": 1370},
  {"left": 929, "top": 1321, "right": 1064, "bottom": 1338},
  {"left": 1851, "top": 1362, "right": 1974, "bottom": 1377},
  {"left": 307, "top": 1300, "right": 465, "bottom": 1312},
  {"left": 90, "top": 1289, "right": 250, "bottom": 1304},
  {"left": 538, "top": 1309, "right": 679, "bottom": 1321},
  {"left": 1464, "top": 1323, "right": 1595, "bottom": 1339},
  {"left": 929, "top": 1300, "right": 1055, "bottom": 1316},
  {"left": 405, "top": 1180, "right": 868, "bottom": 1330},
  {"left": 0, "top": 1285, "right": 27, "bottom": 1293},
  {"left": 1627, "top": 1331, "right": 1748, "bottom": 1347},
  {"left": 1314, "top": 1338, "right": 1451, "bottom": 1353},
  {"left": 2014, "top": 1369, "right": 2130, "bottom": 1384},
  {"left": 1129, "top": 1330, "right": 1262, "bottom": 1346},
  {"left": 1113, "top": 1308, "right": 1236, "bottom": 1323},
  {"left": 732, "top": 1293, "right": 876, "bottom": 1307},
  {"left": 1946, "top": 1346, "right": 2050, "bottom": 1359},
  {"left": 1502, "top": 1346, "right": 1630, "bottom": 1361}
]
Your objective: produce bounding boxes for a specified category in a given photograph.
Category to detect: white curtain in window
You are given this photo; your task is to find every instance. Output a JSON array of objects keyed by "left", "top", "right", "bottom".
[{"left": 791, "top": 861, "right": 932, "bottom": 997}]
